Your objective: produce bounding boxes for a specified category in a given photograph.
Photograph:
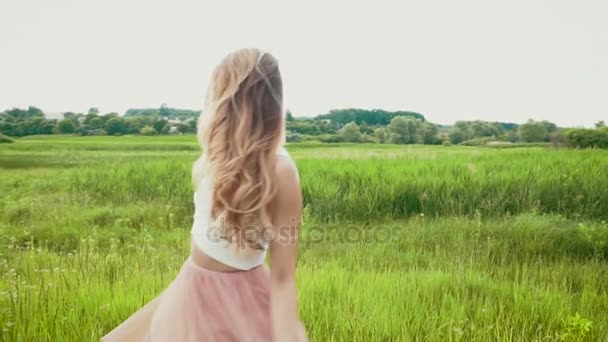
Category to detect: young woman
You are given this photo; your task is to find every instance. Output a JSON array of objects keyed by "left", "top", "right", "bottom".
[{"left": 103, "top": 48, "right": 307, "bottom": 341}]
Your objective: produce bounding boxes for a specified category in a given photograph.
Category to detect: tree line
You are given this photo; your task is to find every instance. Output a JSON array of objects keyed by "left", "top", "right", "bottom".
[
  {"left": 1, "top": 105, "right": 606, "bottom": 148},
  {"left": 315, "top": 108, "right": 425, "bottom": 125},
  {"left": 0, "top": 106, "right": 196, "bottom": 137},
  {"left": 287, "top": 109, "right": 607, "bottom": 148}
]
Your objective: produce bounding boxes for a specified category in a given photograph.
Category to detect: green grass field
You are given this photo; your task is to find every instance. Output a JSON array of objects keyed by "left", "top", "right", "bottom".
[{"left": 1, "top": 135, "right": 607, "bottom": 341}]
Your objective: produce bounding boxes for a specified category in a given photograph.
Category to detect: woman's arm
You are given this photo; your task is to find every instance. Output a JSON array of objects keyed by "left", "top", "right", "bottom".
[{"left": 269, "top": 155, "right": 307, "bottom": 342}]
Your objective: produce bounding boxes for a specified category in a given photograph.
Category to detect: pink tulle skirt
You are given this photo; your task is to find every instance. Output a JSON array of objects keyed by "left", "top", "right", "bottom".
[{"left": 102, "top": 257, "right": 272, "bottom": 341}]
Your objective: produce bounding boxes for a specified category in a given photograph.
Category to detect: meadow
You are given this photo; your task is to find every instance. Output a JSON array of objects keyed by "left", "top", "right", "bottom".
[{"left": 1, "top": 135, "right": 607, "bottom": 341}]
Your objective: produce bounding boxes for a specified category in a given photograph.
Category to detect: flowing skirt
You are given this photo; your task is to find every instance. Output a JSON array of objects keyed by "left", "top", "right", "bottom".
[{"left": 102, "top": 257, "right": 271, "bottom": 342}]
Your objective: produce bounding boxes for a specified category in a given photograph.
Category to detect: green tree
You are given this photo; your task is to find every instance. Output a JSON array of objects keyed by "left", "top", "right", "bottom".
[
  {"left": 126, "top": 117, "right": 145, "bottom": 134},
  {"left": 540, "top": 120, "right": 557, "bottom": 136},
  {"left": 88, "top": 117, "right": 103, "bottom": 129},
  {"left": 469, "top": 121, "right": 501, "bottom": 138},
  {"left": 17, "top": 117, "right": 53, "bottom": 135},
  {"left": 159, "top": 103, "right": 171, "bottom": 117},
  {"left": 518, "top": 119, "right": 548, "bottom": 142},
  {"left": 5, "top": 108, "right": 28, "bottom": 120},
  {"left": 101, "top": 113, "right": 119, "bottom": 125},
  {"left": 359, "top": 121, "right": 373, "bottom": 134},
  {"left": 317, "top": 108, "right": 425, "bottom": 126},
  {"left": 84, "top": 112, "right": 99, "bottom": 125},
  {"left": 418, "top": 122, "right": 440, "bottom": 144},
  {"left": 3, "top": 107, "right": 44, "bottom": 120},
  {"left": 1, "top": 122, "right": 23, "bottom": 136},
  {"left": 505, "top": 131, "right": 519, "bottom": 143},
  {"left": 27, "top": 106, "right": 45, "bottom": 118},
  {"left": 389, "top": 116, "right": 420, "bottom": 144},
  {"left": 286, "top": 111, "right": 295, "bottom": 122},
  {"left": 83, "top": 109, "right": 100, "bottom": 126},
  {"left": 188, "top": 119, "right": 197, "bottom": 133},
  {"left": 58, "top": 119, "right": 76, "bottom": 134},
  {"left": 340, "top": 121, "right": 361, "bottom": 142},
  {"left": 374, "top": 127, "right": 388, "bottom": 143},
  {"left": 62, "top": 112, "right": 79, "bottom": 121},
  {"left": 448, "top": 127, "right": 467, "bottom": 144},
  {"left": 105, "top": 117, "right": 128, "bottom": 135},
  {"left": 448, "top": 120, "right": 515, "bottom": 142},
  {"left": 595, "top": 120, "right": 606, "bottom": 128},
  {"left": 153, "top": 119, "right": 168, "bottom": 134},
  {"left": 287, "top": 120, "right": 321, "bottom": 135}
]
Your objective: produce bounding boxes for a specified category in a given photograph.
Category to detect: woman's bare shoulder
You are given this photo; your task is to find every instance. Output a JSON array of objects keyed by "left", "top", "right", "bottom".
[
  {"left": 275, "top": 148, "right": 299, "bottom": 185},
  {"left": 276, "top": 145, "right": 290, "bottom": 157},
  {"left": 270, "top": 149, "right": 302, "bottom": 236}
]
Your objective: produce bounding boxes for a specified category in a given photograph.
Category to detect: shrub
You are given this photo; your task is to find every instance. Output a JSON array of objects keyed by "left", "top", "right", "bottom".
[
  {"left": 518, "top": 119, "right": 548, "bottom": 142},
  {"left": 564, "top": 127, "right": 608, "bottom": 149},
  {"left": 560, "top": 313, "right": 593, "bottom": 341},
  {"left": 340, "top": 122, "right": 362, "bottom": 142},
  {"left": 300, "top": 134, "right": 321, "bottom": 142},
  {"left": 360, "top": 134, "right": 376, "bottom": 143},
  {"left": 0, "top": 133, "right": 15, "bottom": 143},
  {"left": 320, "top": 134, "right": 345, "bottom": 143},
  {"left": 288, "top": 134, "right": 320, "bottom": 142},
  {"left": 286, "top": 131, "right": 303, "bottom": 142},
  {"left": 442, "top": 140, "right": 452, "bottom": 147},
  {"left": 459, "top": 137, "right": 494, "bottom": 146},
  {"left": 140, "top": 126, "right": 156, "bottom": 136}
]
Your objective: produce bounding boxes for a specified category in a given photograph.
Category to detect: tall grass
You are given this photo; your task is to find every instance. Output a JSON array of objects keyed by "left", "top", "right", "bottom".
[
  {"left": 6, "top": 140, "right": 604, "bottom": 222},
  {"left": 1, "top": 136, "right": 607, "bottom": 341},
  {"left": 298, "top": 149, "right": 608, "bottom": 221},
  {"left": 1, "top": 216, "right": 607, "bottom": 340}
]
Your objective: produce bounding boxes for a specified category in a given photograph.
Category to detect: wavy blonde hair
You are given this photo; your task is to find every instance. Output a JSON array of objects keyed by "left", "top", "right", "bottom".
[{"left": 194, "top": 48, "right": 285, "bottom": 249}]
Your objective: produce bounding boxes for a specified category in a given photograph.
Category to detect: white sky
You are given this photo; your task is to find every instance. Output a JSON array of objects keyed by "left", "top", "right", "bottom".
[{"left": 1, "top": 0, "right": 606, "bottom": 127}]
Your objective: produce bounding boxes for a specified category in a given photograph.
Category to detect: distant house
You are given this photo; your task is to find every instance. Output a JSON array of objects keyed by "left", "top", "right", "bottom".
[
  {"left": 83, "top": 129, "right": 106, "bottom": 136},
  {"left": 165, "top": 118, "right": 184, "bottom": 135},
  {"left": 168, "top": 126, "right": 181, "bottom": 135}
]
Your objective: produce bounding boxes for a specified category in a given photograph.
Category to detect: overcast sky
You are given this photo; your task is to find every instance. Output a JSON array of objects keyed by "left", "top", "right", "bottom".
[{"left": 1, "top": 0, "right": 606, "bottom": 127}]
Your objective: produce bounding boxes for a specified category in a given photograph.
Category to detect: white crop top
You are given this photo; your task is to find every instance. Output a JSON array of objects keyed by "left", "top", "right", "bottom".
[{"left": 191, "top": 146, "right": 291, "bottom": 270}]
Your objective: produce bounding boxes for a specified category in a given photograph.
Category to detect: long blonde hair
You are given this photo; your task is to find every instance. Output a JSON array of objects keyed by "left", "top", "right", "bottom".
[{"left": 194, "top": 48, "right": 285, "bottom": 249}]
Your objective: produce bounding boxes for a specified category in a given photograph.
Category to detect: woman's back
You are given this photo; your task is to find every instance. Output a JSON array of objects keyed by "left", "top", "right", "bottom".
[{"left": 190, "top": 146, "right": 292, "bottom": 272}]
